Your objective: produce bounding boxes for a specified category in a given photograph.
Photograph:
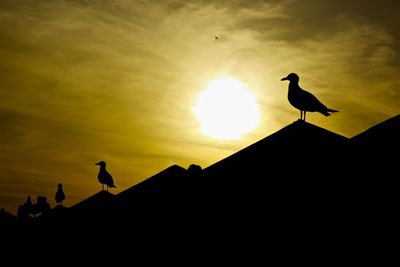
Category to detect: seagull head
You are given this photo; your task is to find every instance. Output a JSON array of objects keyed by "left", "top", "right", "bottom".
[
  {"left": 281, "top": 73, "right": 299, "bottom": 82},
  {"left": 95, "top": 161, "right": 106, "bottom": 167},
  {"left": 57, "top": 183, "right": 63, "bottom": 188}
]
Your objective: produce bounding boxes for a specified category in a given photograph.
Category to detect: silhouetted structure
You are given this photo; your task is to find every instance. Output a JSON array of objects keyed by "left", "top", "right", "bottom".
[
  {"left": 95, "top": 161, "right": 116, "bottom": 191},
  {"left": 25, "top": 196, "right": 32, "bottom": 208},
  {"left": 17, "top": 204, "right": 28, "bottom": 218},
  {"left": 281, "top": 73, "right": 338, "bottom": 121},
  {"left": 108, "top": 165, "right": 188, "bottom": 223},
  {"left": 31, "top": 196, "right": 51, "bottom": 217},
  {"left": 55, "top": 183, "right": 65, "bottom": 205},
  {"left": 188, "top": 164, "right": 202, "bottom": 176},
  {"left": 5, "top": 115, "right": 399, "bottom": 260},
  {"left": 16, "top": 196, "right": 33, "bottom": 219},
  {"left": 69, "top": 190, "right": 114, "bottom": 223},
  {"left": 0, "top": 208, "right": 16, "bottom": 226}
]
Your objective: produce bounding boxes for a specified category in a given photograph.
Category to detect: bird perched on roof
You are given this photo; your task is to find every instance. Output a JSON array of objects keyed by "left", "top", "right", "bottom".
[
  {"left": 95, "top": 161, "right": 116, "bottom": 191},
  {"left": 281, "top": 73, "right": 338, "bottom": 121},
  {"left": 55, "top": 183, "right": 65, "bottom": 205}
]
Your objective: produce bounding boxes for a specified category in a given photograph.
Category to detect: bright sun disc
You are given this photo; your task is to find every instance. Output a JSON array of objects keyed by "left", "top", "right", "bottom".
[{"left": 193, "top": 77, "right": 260, "bottom": 140}]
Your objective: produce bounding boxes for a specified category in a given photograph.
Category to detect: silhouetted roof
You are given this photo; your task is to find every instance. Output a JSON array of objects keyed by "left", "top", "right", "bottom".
[
  {"left": 0, "top": 209, "right": 16, "bottom": 221},
  {"left": 117, "top": 165, "right": 187, "bottom": 197},
  {"left": 109, "top": 165, "right": 188, "bottom": 213},
  {"left": 6, "top": 115, "right": 400, "bottom": 254},
  {"left": 70, "top": 190, "right": 115, "bottom": 214},
  {"left": 349, "top": 114, "right": 399, "bottom": 177},
  {"left": 204, "top": 120, "right": 348, "bottom": 180},
  {"left": 351, "top": 114, "right": 400, "bottom": 146}
]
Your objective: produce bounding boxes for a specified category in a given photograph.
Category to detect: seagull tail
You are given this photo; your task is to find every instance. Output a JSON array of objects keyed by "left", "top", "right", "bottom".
[{"left": 321, "top": 109, "right": 339, "bottom": 116}]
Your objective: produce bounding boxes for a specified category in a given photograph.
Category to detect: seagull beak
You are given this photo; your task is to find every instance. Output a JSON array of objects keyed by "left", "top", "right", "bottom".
[
  {"left": 95, "top": 162, "right": 100, "bottom": 166},
  {"left": 281, "top": 77, "right": 288, "bottom": 81}
]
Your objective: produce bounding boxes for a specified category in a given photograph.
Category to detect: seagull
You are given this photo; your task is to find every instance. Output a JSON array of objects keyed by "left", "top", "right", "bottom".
[
  {"left": 55, "top": 183, "right": 65, "bottom": 205},
  {"left": 281, "top": 73, "right": 338, "bottom": 121},
  {"left": 95, "top": 161, "right": 116, "bottom": 191},
  {"left": 215, "top": 35, "right": 219, "bottom": 40}
]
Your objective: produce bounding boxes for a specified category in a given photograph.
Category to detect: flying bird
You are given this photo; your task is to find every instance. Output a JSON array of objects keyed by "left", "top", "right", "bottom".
[
  {"left": 95, "top": 161, "right": 116, "bottom": 191},
  {"left": 55, "top": 183, "right": 65, "bottom": 205},
  {"left": 215, "top": 35, "right": 219, "bottom": 40},
  {"left": 281, "top": 73, "right": 338, "bottom": 121}
]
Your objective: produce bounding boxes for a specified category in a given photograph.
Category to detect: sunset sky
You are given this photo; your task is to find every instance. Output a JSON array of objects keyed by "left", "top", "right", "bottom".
[{"left": 1, "top": 0, "right": 399, "bottom": 214}]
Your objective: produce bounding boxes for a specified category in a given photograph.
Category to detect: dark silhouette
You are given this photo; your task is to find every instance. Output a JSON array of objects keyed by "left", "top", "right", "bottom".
[
  {"left": 24, "top": 196, "right": 32, "bottom": 210},
  {"left": 188, "top": 164, "right": 202, "bottom": 175},
  {"left": 69, "top": 190, "right": 114, "bottom": 220},
  {"left": 31, "top": 196, "right": 51, "bottom": 217},
  {"left": 4, "top": 114, "right": 399, "bottom": 259},
  {"left": 16, "top": 196, "right": 33, "bottom": 218},
  {"left": 24, "top": 196, "right": 33, "bottom": 212},
  {"left": 55, "top": 183, "right": 65, "bottom": 205},
  {"left": 107, "top": 164, "right": 188, "bottom": 227},
  {"left": 17, "top": 204, "right": 28, "bottom": 218},
  {"left": 0, "top": 208, "right": 16, "bottom": 226},
  {"left": 95, "top": 161, "right": 116, "bottom": 191},
  {"left": 215, "top": 35, "right": 219, "bottom": 40},
  {"left": 281, "top": 73, "right": 338, "bottom": 121}
]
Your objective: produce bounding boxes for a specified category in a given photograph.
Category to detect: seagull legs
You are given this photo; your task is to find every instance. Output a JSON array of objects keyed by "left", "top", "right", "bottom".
[{"left": 300, "top": 111, "right": 306, "bottom": 121}]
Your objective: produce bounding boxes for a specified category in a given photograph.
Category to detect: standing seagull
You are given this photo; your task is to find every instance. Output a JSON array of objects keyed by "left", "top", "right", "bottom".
[
  {"left": 95, "top": 161, "right": 116, "bottom": 191},
  {"left": 55, "top": 183, "right": 66, "bottom": 205},
  {"left": 281, "top": 73, "right": 338, "bottom": 121}
]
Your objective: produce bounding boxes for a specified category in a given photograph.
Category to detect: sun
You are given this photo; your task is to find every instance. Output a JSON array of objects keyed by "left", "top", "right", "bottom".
[{"left": 193, "top": 77, "right": 260, "bottom": 140}]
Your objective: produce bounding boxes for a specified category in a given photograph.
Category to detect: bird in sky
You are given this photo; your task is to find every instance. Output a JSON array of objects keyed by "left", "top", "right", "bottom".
[
  {"left": 55, "top": 183, "right": 65, "bottom": 205},
  {"left": 95, "top": 161, "right": 116, "bottom": 191},
  {"left": 215, "top": 35, "right": 219, "bottom": 40},
  {"left": 281, "top": 73, "right": 338, "bottom": 121}
]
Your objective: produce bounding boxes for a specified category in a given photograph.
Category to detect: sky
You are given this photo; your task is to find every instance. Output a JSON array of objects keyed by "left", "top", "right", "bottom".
[{"left": 1, "top": 0, "right": 399, "bottom": 214}]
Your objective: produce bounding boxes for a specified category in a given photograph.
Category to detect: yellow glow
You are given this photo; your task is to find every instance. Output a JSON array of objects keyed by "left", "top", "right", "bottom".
[{"left": 193, "top": 77, "right": 260, "bottom": 140}]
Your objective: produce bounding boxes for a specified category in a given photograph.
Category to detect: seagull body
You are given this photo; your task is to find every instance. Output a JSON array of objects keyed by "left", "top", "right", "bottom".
[
  {"left": 281, "top": 73, "right": 338, "bottom": 121},
  {"left": 95, "top": 161, "right": 116, "bottom": 191},
  {"left": 55, "top": 183, "right": 65, "bottom": 205}
]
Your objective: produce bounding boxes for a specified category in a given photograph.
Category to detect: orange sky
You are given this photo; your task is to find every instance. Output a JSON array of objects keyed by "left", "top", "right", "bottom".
[{"left": 1, "top": 0, "right": 399, "bottom": 214}]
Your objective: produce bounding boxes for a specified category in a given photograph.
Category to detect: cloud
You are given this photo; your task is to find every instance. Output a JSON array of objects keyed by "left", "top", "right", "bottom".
[
  {"left": 194, "top": 0, "right": 400, "bottom": 134},
  {"left": 0, "top": 0, "right": 399, "bottom": 214}
]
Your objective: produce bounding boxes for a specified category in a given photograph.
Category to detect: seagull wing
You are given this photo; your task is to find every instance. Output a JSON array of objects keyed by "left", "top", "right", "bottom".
[
  {"left": 104, "top": 170, "right": 116, "bottom": 188},
  {"left": 301, "top": 89, "right": 329, "bottom": 112}
]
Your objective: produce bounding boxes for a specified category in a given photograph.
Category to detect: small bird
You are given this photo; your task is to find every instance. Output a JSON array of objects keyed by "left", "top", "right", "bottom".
[
  {"left": 281, "top": 73, "right": 338, "bottom": 121},
  {"left": 55, "top": 183, "right": 66, "bottom": 205},
  {"left": 95, "top": 161, "right": 116, "bottom": 191},
  {"left": 215, "top": 35, "right": 219, "bottom": 40}
]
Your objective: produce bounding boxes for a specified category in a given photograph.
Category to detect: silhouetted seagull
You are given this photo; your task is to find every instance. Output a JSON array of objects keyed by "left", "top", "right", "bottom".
[
  {"left": 281, "top": 73, "right": 338, "bottom": 121},
  {"left": 55, "top": 183, "right": 65, "bottom": 205},
  {"left": 95, "top": 161, "right": 116, "bottom": 191},
  {"left": 215, "top": 35, "right": 219, "bottom": 40}
]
